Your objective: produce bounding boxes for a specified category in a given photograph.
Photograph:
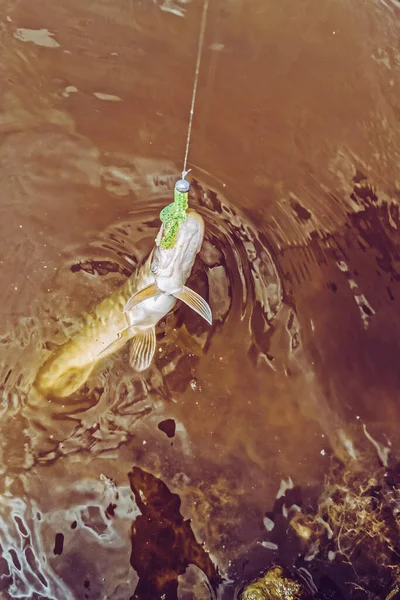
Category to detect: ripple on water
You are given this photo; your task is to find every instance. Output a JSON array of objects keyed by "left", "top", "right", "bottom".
[
  {"left": 0, "top": 480, "right": 139, "bottom": 599},
  {"left": 1, "top": 140, "right": 399, "bottom": 596},
  {"left": 12, "top": 166, "right": 282, "bottom": 462},
  {"left": 0, "top": 146, "right": 286, "bottom": 595}
]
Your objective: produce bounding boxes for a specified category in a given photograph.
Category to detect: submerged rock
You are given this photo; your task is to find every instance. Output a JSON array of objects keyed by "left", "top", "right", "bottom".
[
  {"left": 128, "top": 466, "right": 221, "bottom": 599},
  {"left": 240, "top": 565, "right": 307, "bottom": 600}
]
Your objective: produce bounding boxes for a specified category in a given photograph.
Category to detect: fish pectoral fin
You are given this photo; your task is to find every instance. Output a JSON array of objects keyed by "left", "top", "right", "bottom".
[
  {"left": 97, "top": 326, "right": 132, "bottom": 358},
  {"left": 129, "top": 327, "right": 156, "bottom": 372},
  {"left": 123, "top": 283, "right": 160, "bottom": 313},
  {"left": 173, "top": 286, "right": 213, "bottom": 325}
]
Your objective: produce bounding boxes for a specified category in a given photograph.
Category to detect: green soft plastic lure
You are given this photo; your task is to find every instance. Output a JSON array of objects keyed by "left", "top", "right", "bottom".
[{"left": 157, "top": 177, "right": 190, "bottom": 249}]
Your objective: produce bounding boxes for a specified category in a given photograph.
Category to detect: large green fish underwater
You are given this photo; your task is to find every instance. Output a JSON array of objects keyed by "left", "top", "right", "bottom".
[{"left": 35, "top": 179, "right": 212, "bottom": 398}]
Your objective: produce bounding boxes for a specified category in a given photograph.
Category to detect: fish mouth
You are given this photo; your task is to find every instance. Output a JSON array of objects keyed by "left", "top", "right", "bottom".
[{"left": 123, "top": 282, "right": 212, "bottom": 325}]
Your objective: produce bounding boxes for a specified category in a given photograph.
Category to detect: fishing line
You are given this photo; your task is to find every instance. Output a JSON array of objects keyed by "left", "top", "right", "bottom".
[
  {"left": 166, "top": 0, "right": 210, "bottom": 248},
  {"left": 181, "top": 0, "right": 209, "bottom": 179}
]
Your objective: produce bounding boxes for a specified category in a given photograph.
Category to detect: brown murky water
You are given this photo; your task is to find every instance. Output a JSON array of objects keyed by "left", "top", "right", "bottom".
[{"left": 1, "top": 0, "right": 400, "bottom": 598}]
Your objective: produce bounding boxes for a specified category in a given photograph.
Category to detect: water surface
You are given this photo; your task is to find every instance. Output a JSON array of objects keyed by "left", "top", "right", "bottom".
[{"left": 0, "top": 0, "right": 400, "bottom": 598}]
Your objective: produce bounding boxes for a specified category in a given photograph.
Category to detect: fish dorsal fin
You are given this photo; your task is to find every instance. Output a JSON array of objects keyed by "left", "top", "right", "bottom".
[
  {"left": 123, "top": 283, "right": 160, "bottom": 313},
  {"left": 173, "top": 286, "right": 212, "bottom": 325},
  {"left": 130, "top": 327, "right": 156, "bottom": 372}
]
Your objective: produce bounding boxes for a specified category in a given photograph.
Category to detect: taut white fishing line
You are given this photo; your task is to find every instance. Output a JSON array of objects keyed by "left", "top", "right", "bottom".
[{"left": 182, "top": 0, "right": 209, "bottom": 178}]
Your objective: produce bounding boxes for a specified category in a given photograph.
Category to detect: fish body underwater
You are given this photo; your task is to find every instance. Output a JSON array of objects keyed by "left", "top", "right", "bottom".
[{"left": 35, "top": 209, "right": 212, "bottom": 398}]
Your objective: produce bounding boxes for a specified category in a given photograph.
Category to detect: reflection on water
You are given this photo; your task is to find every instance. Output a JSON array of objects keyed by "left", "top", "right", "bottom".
[{"left": 0, "top": 0, "right": 400, "bottom": 598}]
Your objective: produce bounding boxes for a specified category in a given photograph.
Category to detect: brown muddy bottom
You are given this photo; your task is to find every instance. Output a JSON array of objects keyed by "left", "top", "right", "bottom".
[{"left": 1, "top": 0, "right": 400, "bottom": 598}]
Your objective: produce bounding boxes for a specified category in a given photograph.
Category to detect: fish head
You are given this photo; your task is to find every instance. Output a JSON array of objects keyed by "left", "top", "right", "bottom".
[
  {"left": 151, "top": 209, "right": 205, "bottom": 294},
  {"left": 123, "top": 208, "right": 212, "bottom": 325}
]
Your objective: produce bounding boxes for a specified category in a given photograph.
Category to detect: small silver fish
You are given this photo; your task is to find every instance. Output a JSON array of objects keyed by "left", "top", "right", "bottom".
[{"left": 35, "top": 209, "right": 212, "bottom": 398}]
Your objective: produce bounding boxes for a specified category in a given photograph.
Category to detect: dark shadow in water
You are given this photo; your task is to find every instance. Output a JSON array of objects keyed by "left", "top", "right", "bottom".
[{"left": 128, "top": 466, "right": 221, "bottom": 600}]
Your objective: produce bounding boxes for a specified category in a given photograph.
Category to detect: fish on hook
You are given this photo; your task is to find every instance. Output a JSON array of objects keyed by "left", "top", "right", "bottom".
[{"left": 35, "top": 200, "right": 212, "bottom": 398}]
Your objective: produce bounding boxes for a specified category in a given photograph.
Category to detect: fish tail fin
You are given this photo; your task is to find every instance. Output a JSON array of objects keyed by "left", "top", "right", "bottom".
[
  {"left": 36, "top": 363, "right": 95, "bottom": 398},
  {"left": 173, "top": 286, "right": 212, "bottom": 325}
]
